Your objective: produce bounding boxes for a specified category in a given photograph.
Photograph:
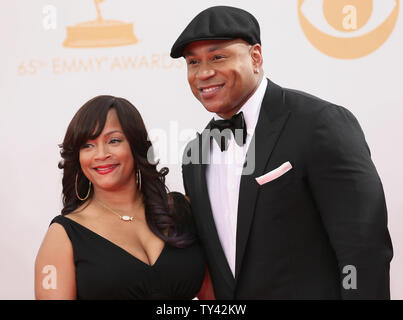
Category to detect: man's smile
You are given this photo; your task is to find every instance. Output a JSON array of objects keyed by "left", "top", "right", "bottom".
[{"left": 198, "top": 84, "right": 225, "bottom": 99}]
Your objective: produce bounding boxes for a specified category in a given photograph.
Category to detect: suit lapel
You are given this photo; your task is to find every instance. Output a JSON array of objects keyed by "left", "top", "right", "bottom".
[
  {"left": 235, "top": 79, "right": 291, "bottom": 281},
  {"left": 192, "top": 129, "right": 236, "bottom": 291}
]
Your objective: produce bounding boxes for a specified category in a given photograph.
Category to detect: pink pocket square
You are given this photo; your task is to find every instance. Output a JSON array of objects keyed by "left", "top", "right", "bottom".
[{"left": 255, "top": 161, "right": 293, "bottom": 185}]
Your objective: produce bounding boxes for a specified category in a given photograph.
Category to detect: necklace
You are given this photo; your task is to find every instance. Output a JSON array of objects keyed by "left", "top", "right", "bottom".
[{"left": 95, "top": 199, "right": 134, "bottom": 222}]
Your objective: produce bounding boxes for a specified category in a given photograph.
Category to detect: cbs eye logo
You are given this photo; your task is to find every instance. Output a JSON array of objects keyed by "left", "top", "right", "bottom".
[{"left": 298, "top": 0, "right": 400, "bottom": 59}]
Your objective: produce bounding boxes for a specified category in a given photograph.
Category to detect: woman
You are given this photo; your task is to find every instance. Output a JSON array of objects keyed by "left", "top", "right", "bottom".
[{"left": 35, "top": 95, "right": 214, "bottom": 299}]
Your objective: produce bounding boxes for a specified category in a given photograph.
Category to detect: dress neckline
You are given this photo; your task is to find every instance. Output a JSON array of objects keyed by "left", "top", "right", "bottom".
[{"left": 60, "top": 215, "right": 167, "bottom": 268}]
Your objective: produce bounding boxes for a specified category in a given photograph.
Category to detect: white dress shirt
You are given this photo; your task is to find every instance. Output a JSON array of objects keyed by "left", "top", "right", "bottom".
[{"left": 206, "top": 78, "right": 268, "bottom": 277}]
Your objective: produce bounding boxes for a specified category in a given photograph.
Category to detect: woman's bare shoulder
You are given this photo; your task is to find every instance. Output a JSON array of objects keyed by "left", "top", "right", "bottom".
[
  {"left": 63, "top": 201, "right": 92, "bottom": 224},
  {"left": 35, "top": 221, "right": 76, "bottom": 299}
]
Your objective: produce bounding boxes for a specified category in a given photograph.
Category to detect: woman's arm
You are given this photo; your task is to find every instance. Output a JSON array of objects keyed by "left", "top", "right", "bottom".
[
  {"left": 181, "top": 194, "right": 215, "bottom": 300},
  {"left": 197, "top": 266, "right": 215, "bottom": 300},
  {"left": 34, "top": 223, "right": 76, "bottom": 299}
]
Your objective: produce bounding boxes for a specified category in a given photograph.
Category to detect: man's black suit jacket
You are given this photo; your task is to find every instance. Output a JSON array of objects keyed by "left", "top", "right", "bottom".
[{"left": 182, "top": 79, "right": 393, "bottom": 299}]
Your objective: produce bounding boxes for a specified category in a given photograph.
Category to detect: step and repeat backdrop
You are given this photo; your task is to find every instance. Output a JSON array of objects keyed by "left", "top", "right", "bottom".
[{"left": 0, "top": 0, "right": 402, "bottom": 299}]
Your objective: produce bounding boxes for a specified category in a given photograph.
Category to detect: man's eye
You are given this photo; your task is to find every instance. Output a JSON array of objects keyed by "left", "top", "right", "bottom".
[
  {"left": 213, "top": 55, "right": 224, "bottom": 60},
  {"left": 187, "top": 59, "right": 198, "bottom": 65}
]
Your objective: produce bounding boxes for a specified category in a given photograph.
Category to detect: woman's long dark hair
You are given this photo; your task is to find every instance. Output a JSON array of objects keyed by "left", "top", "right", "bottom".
[{"left": 58, "top": 95, "right": 196, "bottom": 248}]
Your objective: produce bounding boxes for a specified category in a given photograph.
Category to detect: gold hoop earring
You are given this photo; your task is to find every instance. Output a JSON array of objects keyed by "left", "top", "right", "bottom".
[
  {"left": 136, "top": 170, "right": 142, "bottom": 192},
  {"left": 75, "top": 173, "right": 91, "bottom": 201}
]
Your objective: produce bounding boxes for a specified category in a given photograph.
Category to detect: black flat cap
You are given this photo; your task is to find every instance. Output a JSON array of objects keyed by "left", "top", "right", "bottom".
[{"left": 170, "top": 6, "right": 261, "bottom": 58}]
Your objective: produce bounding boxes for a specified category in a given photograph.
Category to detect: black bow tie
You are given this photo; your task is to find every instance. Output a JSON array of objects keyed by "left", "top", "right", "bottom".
[{"left": 209, "top": 112, "right": 247, "bottom": 151}]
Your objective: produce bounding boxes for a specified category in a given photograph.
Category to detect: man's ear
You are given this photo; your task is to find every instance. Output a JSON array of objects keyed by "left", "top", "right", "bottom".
[{"left": 250, "top": 44, "right": 263, "bottom": 69}]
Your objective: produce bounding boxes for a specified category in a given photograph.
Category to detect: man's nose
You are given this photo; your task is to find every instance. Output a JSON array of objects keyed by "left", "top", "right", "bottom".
[{"left": 196, "top": 63, "right": 215, "bottom": 80}]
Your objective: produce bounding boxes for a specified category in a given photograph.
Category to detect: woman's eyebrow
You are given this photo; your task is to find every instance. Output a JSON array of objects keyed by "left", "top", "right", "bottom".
[{"left": 103, "top": 130, "right": 123, "bottom": 137}]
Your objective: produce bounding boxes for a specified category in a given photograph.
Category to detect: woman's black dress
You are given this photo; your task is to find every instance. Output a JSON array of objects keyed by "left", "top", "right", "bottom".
[{"left": 50, "top": 209, "right": 205, "bottom": 299}]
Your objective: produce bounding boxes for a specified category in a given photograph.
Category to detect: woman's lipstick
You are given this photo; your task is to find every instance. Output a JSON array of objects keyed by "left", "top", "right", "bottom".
[{"left": 94, "top": 164, "right": 119, "bottom": 175}]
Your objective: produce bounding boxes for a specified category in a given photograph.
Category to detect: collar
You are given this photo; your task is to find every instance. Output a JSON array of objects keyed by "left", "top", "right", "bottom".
[{"left": 214, "top": 77, "right": 268, "bottom": 136}]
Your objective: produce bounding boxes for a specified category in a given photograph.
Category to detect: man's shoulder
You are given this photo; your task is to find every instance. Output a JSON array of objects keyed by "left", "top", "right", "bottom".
[
  {"left": 271, "top": 83, "right": 360, "bottom": 132},
  {"left": 264, "top": 80, "right": 356, "bottom": 131},
  {"left": 281, "top": 86, "right": 334, "bottom": 113},
  {"left": 264, "top": 79, "right": 342, "bottom": 118}
]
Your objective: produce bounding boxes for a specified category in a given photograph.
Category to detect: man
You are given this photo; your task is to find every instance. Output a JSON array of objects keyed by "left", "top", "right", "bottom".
[{"left": 170, "top": 6, "right": 393, "bottom": 299}]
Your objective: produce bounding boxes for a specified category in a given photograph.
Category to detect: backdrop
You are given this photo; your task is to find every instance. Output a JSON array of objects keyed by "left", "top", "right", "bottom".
[{"left": 0, "top": 0, "right": 402, "bottom": 299}]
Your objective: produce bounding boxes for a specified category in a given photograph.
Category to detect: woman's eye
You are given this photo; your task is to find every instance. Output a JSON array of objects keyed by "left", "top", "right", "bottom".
[
  {"left": 109, "top": 138, "right": 122, "bottom": 144},
  {"left": 81, "top": 143, "right": 93, "bottom": 149},
  {"left": 213, "top": 55, "right": 224, "bottom": 60},
  {"left": 187, "top": 59, "right": 198, "bottom": 65}
]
